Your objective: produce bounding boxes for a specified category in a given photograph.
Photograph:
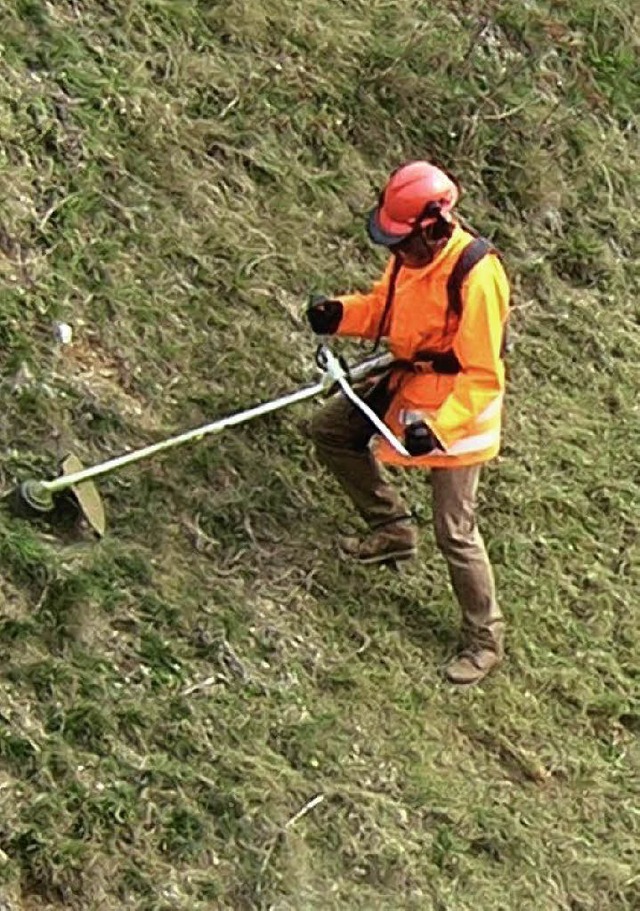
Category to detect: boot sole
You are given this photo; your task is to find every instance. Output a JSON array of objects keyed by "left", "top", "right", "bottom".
[
  {"left": 443, "top": 660, "right": 502, "bottom": 687},
  {"left": 338, "top": 546, "right": 418, "bottom": 566}
]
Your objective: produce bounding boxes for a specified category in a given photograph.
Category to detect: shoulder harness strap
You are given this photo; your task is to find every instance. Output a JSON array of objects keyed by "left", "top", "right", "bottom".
[{"left": 446, "top": 236, "right": 494, "bottom": 320}]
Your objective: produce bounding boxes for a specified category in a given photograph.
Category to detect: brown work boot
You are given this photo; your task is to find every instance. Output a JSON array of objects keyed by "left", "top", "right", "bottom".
[
  {"left": 444, "top": 646, "right": 502, "bottom": 686},
  {"left": 338, "top": 521, "right": 418, "bottom": 565}
]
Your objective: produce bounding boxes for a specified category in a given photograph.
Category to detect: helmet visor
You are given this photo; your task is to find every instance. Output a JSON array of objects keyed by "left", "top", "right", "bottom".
[
  {"left": 366, "top": 206, "right": 412, "bottom": 247},
  {"left": 366, "top": 196, "right": 443, "bottom": 248}
]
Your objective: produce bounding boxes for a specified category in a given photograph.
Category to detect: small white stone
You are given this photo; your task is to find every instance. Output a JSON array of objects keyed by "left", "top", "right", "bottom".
[{"left": 54, "top": 321, "right": 73, "bottom": 344}]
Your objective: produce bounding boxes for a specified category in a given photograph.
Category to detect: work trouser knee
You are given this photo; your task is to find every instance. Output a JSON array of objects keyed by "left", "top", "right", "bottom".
[
  {"left": 431, "top": 466, "right": 503, "bottom": 650},
  {"left": 309, "top": 394, "right": 409, "bottom": 528},
  {"left": 309, "top": 392, "right": 372, "bottom": 452}
]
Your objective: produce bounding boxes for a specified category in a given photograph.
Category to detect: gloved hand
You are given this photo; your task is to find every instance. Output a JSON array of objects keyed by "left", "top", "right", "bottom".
[
  {"left": 405, "top": 421, "right": 444, "bottom": 456},
  {"left": 306, "top": 294, "right": 343, "bottom": 335}
]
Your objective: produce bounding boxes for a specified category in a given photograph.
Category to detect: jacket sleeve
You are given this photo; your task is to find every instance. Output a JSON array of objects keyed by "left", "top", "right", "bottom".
[
  {"left": 429, "top": 255, "right": 510, "bottom": 448},
  {"left": 333, "top": 259, "right": 394, "bottom": 340}
]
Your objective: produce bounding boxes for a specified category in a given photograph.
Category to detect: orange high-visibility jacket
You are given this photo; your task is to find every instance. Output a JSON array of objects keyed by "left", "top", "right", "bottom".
[{"left": 335, "top": 224, "right": 510, "bottom": 469}]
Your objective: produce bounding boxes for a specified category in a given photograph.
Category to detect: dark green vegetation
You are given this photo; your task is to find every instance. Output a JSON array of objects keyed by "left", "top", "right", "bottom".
[{"left": 0, "top": 1, "right": 639, "bottom": 908}]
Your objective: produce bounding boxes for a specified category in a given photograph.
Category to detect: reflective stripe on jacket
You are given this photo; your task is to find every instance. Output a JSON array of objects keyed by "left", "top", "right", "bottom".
[{"left": 335, "top": 224, "right": 510, "bottom": 469}]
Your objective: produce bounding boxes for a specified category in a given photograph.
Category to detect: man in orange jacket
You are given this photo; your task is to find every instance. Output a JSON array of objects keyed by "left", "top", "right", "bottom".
[{"left": 306, "top": 161, "right": 510, "bottom": 686}]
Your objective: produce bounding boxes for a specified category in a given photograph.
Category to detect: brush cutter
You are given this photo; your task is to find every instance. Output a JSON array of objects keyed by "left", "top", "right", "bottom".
[{"left": 12, "top": 345, "right": 407, "bottom": 536}]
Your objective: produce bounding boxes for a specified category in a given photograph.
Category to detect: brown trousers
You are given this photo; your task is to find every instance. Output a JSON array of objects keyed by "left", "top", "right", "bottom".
[{"left": 309, "top": 392, "right": 504, "bottom": 651}]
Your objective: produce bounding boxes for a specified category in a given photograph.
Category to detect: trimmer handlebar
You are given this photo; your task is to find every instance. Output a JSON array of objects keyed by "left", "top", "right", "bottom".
[{"left": 316, "top": 345, "right": 410, "bottom": 457}]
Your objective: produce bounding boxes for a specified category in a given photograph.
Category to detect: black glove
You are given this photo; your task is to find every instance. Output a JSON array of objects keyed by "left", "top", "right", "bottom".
[
  {"left": 405, "top": 421, "right": 444, "bottom": 456},
  {"left": 306, "top": 294, "right": 343, "bottom": 335}
]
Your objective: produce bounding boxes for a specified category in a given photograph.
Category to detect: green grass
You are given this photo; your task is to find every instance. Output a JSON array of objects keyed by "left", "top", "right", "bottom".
[{"left": 0, "top": 0, "right": 639, "bottom": 908}]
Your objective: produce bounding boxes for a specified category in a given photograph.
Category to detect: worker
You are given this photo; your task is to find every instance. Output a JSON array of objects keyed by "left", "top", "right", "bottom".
[{"left": 306, "top": 160, "right": 510, "bottom": 686}]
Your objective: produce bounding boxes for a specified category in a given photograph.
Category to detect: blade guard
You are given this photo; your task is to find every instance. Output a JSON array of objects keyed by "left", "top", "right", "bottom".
[{"left": 60, "top": 454, "right": 106, "bottom": 537}]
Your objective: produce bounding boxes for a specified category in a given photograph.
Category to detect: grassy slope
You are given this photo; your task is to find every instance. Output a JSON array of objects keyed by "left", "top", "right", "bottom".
[{"left": 0, "top": 1, "right": 639, "bottom": 909}]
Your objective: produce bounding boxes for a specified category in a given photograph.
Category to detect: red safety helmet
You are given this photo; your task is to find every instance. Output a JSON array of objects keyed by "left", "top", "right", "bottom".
[{"left": 367, "top": 161, "right": 459, "bottom": 247}]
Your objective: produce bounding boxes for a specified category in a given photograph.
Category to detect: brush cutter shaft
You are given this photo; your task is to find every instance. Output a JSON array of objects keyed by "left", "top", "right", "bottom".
[
  {"left": 42, "top": 350, "right": 393, "bottom": 494},
  {"left": 43, "top": 381, "right": 326, "bottom": 493}
]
